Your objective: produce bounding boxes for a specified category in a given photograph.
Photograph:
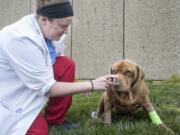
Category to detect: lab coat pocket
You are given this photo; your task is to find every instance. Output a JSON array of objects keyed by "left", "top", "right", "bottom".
[{"left": 0, "top": 104, "right": 11, "bottom": 127}]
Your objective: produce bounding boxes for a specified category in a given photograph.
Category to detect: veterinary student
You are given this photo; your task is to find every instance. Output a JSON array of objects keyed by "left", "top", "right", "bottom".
[{"left": 0, "top": 0, "right": 117, "bottom": 135}]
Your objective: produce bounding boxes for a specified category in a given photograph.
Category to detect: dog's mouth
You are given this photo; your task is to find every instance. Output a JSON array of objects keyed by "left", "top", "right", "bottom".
[
  {"left": 116, "top": 90, "right": 130, "bottom": 96},
  {"left": 111, "top": 78, "right": 129, "bottom": 92},
  {"left": 111, "top": 77, "right": 121, "bottom": 86},
  {"left": 113, "top": 86, "right": 129, "bottom": 93}
]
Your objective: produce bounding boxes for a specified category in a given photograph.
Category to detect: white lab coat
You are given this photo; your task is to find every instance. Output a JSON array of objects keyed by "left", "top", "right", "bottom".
[{"left": 0, "top": 14, "right": 56, "bottom": 135}]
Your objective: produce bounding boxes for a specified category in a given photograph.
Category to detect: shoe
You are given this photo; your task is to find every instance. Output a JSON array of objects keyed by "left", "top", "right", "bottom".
[
  {"left": 91, "top": 111, "right": 97, "bottom": 119},
  {"left": 62, "top": 121, "right": 78, "bottom": 130}
]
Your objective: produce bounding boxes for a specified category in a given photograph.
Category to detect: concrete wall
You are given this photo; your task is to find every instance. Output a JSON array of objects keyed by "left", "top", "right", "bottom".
[
  {"left": 125, "top": 0, "right": 180, "bottom": 80},
  {"left": 72, "top": 0, "right": 180, "bottom": 80},
  {"left": 0, "top": 0, "right": 31, "bottom": 28},
  {"left": 72, "top": 0, "right": 123, "bottom": 79},
  {"left": 0, "top": 0, "right": 179, "bottom": 80}
]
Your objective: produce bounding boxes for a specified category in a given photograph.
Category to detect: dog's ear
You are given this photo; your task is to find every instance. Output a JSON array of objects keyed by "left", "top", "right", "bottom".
[
  {"left": 138, "top": 67, "right": 145, "bottom": 81},
  {"left": 131, "top": 66, "right": 145, "bottom": 88}
]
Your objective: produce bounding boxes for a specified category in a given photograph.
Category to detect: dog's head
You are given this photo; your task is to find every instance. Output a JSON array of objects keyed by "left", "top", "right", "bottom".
[{"left": 110, "top": 59, "right": 144, "bottom": 92}]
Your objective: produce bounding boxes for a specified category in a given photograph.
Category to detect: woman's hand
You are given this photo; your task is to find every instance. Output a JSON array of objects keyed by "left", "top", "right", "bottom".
[{"left": 92, "top": 74, "right": 118, "bottom": 91}]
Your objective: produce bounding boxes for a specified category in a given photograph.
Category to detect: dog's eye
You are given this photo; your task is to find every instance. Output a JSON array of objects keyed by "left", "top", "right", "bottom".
[
  {"left": 123, "top": 70, "right": 133, "bottom": 77},
  {"left": 123, "top": 70, "right": 130, "bottom": 74}
]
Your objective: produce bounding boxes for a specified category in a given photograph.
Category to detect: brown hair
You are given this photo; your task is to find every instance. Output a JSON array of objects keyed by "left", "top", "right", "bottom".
[{"left": 36, "top": 0, "right": 68, "bottom": 11}]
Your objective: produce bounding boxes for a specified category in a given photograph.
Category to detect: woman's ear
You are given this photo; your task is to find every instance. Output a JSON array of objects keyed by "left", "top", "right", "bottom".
[
  {"left": 42, "top": 16, "right": 48, "bottom": 22},
  {"left": 38, "top": 16, "right": 48, "bottom": 26}
]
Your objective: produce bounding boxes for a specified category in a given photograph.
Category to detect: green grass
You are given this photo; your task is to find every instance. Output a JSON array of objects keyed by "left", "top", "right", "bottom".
[{"left": 49, "top": 80, "right": 180, "bottom": 135}]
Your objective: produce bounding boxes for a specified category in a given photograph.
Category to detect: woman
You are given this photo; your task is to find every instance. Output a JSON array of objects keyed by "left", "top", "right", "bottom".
[{"left": 0, "top": 0, "right": 117, "bottom": 134}]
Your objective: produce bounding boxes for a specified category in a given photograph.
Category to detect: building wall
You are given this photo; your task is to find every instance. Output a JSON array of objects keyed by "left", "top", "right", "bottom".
[
  {"left": 0, "top": 0, "right": 31, "bottom": 28},
  {"left": 125, "top": 0, "right": 180, "bottom": 80},
  {"left": 0, "top": 0, "right": 179, "bottom": 80},
  {"left": 72, "top": 0, "right": 124, "bottom": 79}
]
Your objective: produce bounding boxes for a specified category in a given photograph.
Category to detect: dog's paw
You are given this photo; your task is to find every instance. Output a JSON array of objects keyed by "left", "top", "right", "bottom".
[
  {"left": 158, "top": 124, "right": 175, "bottom": 134},
  {"left": 91, "top": 111, "right": 97, "bottom": 119},
  {"left": 104, "top": 123, "right": 111, "bottom": 128}
]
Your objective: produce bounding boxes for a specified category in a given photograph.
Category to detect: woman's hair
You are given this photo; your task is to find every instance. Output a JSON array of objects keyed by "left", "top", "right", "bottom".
[
  {"left": 36, "top": 0, "right": 72, "bottom": 20},
  {"left": 36, "top": 0, "right": 69, "bottom": 11}
]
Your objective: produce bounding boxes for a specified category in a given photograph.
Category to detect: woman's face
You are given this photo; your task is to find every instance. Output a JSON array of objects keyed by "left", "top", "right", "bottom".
[{"left": 39, "top": 16, "right": 72, "bottom": 41}]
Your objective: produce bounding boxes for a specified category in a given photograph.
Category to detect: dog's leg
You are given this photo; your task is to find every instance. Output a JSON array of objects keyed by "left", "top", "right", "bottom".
[
  {"left": 103, "top": 96, "right": 112, "bottom": 127},
  {"left": 141, "top": 96, "right": 155, "bottom": 112},
  {"left": 142, "top": 96, "right": 175, "bottom": 134},
  {"left": 96, "top": 96, "right": 105, "bottom": 118}
]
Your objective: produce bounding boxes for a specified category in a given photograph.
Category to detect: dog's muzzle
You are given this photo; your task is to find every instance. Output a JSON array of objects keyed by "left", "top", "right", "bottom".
[{"left": 111, "top": 77, "right": 121, "bottom": 86}]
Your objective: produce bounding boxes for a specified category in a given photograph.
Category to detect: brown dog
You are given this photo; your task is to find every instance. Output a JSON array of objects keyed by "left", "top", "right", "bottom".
[{"left": 94, "top": 60, "right": 174, "bottom": 134}]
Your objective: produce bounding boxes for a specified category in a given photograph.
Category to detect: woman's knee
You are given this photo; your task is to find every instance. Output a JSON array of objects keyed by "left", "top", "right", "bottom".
[{"left": 56, "top": 56, "right": 76, "bottom": 70}]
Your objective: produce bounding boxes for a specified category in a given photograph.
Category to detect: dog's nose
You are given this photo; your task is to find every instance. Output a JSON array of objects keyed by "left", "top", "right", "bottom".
[{"left": 112, "top": 78, "right": 121, "bottom": 86}]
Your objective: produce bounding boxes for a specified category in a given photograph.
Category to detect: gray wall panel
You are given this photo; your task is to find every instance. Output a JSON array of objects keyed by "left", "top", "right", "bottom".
[
  {"left": 176, "top": 4, "right": 180, "bottom": 73},
  {"left": 72, "top": 0, "right": 124, "bottom": 79},
  {"left": 125, "top": 0, "right": 180, "bottom": 80},
  {"left": 0, "top": 0, "right": 30, "bottom": 28}
]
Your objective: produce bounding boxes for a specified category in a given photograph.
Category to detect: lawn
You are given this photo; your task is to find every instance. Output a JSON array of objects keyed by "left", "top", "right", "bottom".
[{"left": 49, "top": 78, "right": 180, "bottom": 135}]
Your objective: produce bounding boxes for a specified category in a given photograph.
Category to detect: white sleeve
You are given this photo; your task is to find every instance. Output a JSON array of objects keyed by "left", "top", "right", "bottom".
[{"left": 2, "top": 37, "right": 56, "bottom": 96}]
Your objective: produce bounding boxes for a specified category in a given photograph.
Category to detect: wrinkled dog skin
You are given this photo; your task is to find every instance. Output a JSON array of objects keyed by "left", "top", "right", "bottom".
[{"left": 95, "top": 60, "right": 175, "bottom": 134}]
